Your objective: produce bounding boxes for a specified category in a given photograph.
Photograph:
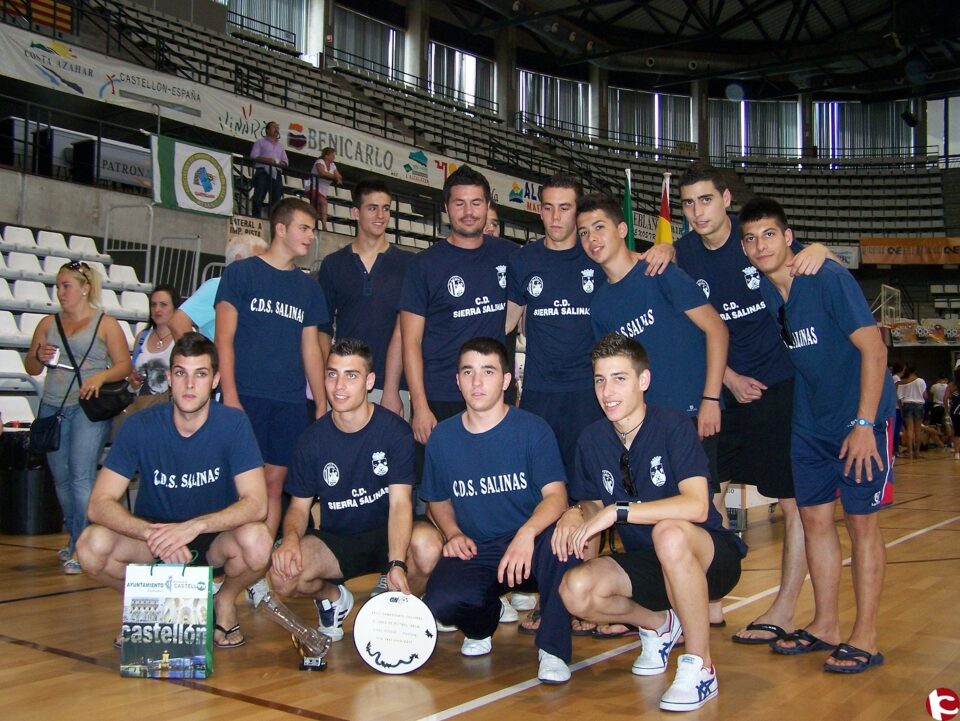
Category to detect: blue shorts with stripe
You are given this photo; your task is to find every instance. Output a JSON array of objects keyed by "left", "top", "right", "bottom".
[{"left": 790, "top": 418, "right": 895, "bottom": 515}]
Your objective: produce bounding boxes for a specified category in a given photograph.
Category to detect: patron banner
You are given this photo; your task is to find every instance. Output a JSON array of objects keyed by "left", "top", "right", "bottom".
[{"left": 860, "top": 237, "right": 960, "bottom": 265}]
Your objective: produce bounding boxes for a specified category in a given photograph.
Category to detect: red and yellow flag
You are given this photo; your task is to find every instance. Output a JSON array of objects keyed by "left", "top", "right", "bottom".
[{"left": 655, "top": 173, "right": 673, "bottom": 245}]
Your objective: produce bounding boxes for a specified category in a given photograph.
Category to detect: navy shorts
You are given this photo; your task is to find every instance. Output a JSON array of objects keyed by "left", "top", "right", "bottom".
[
  {"left": 520, "top": 386, "right": 604, "bottom": 479},
  {"left": 239, "top": 393, "right": 312, "bottom": 467},
  {"left": 307, "top": 524, "right": 388, "bottom": 582},
  {"left": 717, "top": 378, "right": 795, "bottom": 499},
  {"left": 693, "top": 418, "right": 721, "bottom": 494},
  {"left": 791, "top": 419, "right": 895, "bottom": 514}
]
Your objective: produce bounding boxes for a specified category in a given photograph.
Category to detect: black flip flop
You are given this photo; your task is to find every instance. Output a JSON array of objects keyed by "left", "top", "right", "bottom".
[
  {"left": 771, "top": 628, "right": 837, "bottom": 655},
  {"left": 732, "top": 622, "right": 788, "bottom": 645},
  {"left": 591, "top": 624, "right": 638, "bottom": 639},
  {"left": 518, "top": 609, "right": 540, "bottom": 636},
  {"left": 214, "top": 623, "right": 246, "bottom": 648},
  {"left": 823, "top": 643, "right": 885, "bottom": 674}
]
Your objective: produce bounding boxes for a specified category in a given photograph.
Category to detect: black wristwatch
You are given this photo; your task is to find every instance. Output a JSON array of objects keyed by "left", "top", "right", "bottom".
[
  {"left": 387, "top": 559, "right": 408, "bottom": 573},
  {"left": 615, "top": 502, "right": 630, "bottom": 524}
]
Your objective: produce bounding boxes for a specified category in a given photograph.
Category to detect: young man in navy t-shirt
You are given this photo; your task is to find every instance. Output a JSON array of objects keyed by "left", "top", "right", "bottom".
[
  {"left": 78, "top": 334, "right": 272, "bottom": 649},
  {"left": 317, "top": 178, "right": 413, "bottom": 418},
  {"left": 399, "top": 166, "right": 518, "bottom": 453},
  {"left": 420, "top": 338, "right": 577, "bottom": 684},
  {"left": 268, "top": 339, "right": 442, "bottom": 642},
  {"left": 215, "top": 198, "right": 329, "bottom": 539},
  {"left": 557, "top": 333, "right": 745, "bottom": 712},
  {"left": 740, "top": 197, "right": 894, "bottom": 675}
]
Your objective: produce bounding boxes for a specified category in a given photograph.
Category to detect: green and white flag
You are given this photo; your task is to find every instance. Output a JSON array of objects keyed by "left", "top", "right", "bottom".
[{"left": 151, "top": 135, "right": 233, "bottom": 216}]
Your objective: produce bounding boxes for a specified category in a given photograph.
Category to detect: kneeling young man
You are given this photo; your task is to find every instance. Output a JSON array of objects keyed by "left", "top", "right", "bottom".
[
  {"left": 268, "top": 339, "right": 442, "bottom": 641},
  {"left": 558, "top": 333, "right": 746, "bottom": 711},
  {"left": 78, "top": 333, "right": 272, "bottom": 648},
  {"left": 421, "top": 337, "right": 577, "bottom": 684}
]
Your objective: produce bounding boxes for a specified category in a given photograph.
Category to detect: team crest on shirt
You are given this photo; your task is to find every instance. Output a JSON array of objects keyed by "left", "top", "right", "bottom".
[
  {"left": 447, "top": 275, "right": 466, "bottom": 297},
  {"left": 742, "top": 265, "right": 761, "bottom": 290},
  {"left": 527, "top": 276, "right": 544, "bottom": 297},
  {"left": 696, "top": 279, "right": 710, "bottom": 298},
  {"left": 371, "top": 451, "right": 388, "bottom": 476},
  {"left": 496, "top": 265, "right": 507, "bottom": 289},
  {"left": 581, "top": 269, "right": 595, "bottom": 293},
  {"left": 602, "top": 469, "right": 615, "bottom": 496},
  {"left": 649, "top": 456, "right": 666, "bottom": 487},
  {"left": 323, "top": 462, "right": 340, "bottom": 487}
]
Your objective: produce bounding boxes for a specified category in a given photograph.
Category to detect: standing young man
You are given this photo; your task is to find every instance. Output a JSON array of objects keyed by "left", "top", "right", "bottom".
[
  {"left": 78, "top": 334, "right": 272, "bottom": 648},
  {"left": 399, "top": 166, "right": 517, "bottom": 450},
  {"left": 420, "top": 338, "right": 576, "bottom": 684},
  {"left": 740, "top": 197, "right": 893, "bottom": 674},
  {"left": 317, "top": 178, "right": 413, "bottom": 418},
  {"left": 558, "top": 333, "right": 746, "bottom": 711},
  {"left": 215, "top": 198, "right": 328, "bottom": 539},
  {"left": 269, "top": 339, "right": 441, "bottom": 641}
]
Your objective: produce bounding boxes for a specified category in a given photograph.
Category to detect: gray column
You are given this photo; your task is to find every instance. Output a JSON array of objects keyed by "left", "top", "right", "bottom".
[
  {"left": 404, "top": 0, "right": 429, "bottom": 84},
  {"left": 496, "top": 26, "right": 517, "bottom": 123},
  {"left": 690, "top": 80, "right": 709, "bottom": 161},
  {"left": 589, "top": 65, "right": 607, "bottom": 139},
  {"left": 304, "top": 0, "right": 330, "bottom": 66},
  {"left": 912, "top": 98, "right": 928, "bottom": 157},
  {"left": 799, "top": 93, "right": 816, "bottom": 158}
]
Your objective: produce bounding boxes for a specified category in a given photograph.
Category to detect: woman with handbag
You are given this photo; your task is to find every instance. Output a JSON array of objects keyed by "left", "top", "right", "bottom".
[{"left": 24, "top": 261, "right": 132, "bottom": 574}]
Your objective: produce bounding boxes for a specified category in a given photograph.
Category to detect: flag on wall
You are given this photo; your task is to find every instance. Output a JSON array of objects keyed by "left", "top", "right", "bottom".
[
  {"left": 655, "top": 172, "right": 673, "bottom": 245},
  {"left": 151, "top": 135, "right": 233, "bottom": 216},
  {"left": 622, "top": 168, "right": 635, "bottom": 251}
]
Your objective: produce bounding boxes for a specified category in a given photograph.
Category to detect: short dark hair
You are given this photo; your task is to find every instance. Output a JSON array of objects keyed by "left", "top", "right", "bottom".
[
  {"left": 739, "top": 196, "right": 789, "bottom": 232},
  {"left": 577, "top": 193, "right": 624, "bottom": 225},
  {"left": 321, "top": 146, "right": 336, "bottom": 158},
  {"left": 352, "top": 178, "right": 392, "bottom": 207},
  {"left": 458, "top": 337, "right": 510, "bottom": 374},
  {"left": 329, "top": 338, "right": 374, "bottom": 374},
  {"left": 443, "top": 165, "right": 491, "bottom": 206},
  {"left": 269, "top": 197, "right": 318, "bottom": 239},
  {"left": 148, "top": 284, "right": 182, "bottom": 329},
  {"left": 679, "top": 160, "right": 728, "bottom": 194},
  {"left": 543, "top": 172, "right": 583, "bottom": 199},
  {"left": 591, "top": 332, "right": 649, "bottom": 374},
  {"left": 170, "top": 332, "right": 219, "bottom": 373}
]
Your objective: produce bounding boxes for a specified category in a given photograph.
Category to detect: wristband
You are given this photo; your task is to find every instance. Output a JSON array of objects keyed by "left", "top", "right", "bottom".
[
  {"left": 701, "top": 396, "right": 721, "bottom": 402},
  {"left": 616, "top": 502, "right": 630, "bottom": 524},
  {"left": 387, "top": 559, "right": 408, "bottom": 573},
  {"left": 849, "top": 418, "right": 875, "bottom": 428}
]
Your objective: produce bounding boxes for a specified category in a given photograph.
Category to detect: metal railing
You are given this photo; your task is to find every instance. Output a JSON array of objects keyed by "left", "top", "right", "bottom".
[
  {"left": 724, "top": 143, "right": 941, "bottom": 168},
  {"left": 226, "top": 9, "right": 297, "bottom": 50}
]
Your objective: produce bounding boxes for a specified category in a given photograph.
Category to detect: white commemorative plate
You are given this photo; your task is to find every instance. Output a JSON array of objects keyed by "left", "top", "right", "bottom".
[{"left": 352, "top": 592, "right": 437, "bottom": 674}]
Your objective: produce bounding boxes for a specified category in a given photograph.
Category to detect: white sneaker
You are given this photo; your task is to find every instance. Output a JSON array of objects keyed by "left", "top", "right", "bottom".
[
  {"left": 212, "top": 579, "right": 223, "bottom": 596},
  {"left": 460, "top": 636, "right": 492, "bottom": 656},
  {"left": 537, "top": 649, "right": 571, "bottom": 684},
  {"left": 57, "top": 546, "right": 72, "bottom": 563},
  {"left": 511, "top": 592, "right": 538, "bottom": 611},
  {"left": 499, "top": 596, "right": 519, "bottom": 623},
  {"left": 659, "top": 654, "right": 718, "bottom": 712},
  {"left": 632, "top": 609, "right": 682, "bottom": 676},
  {"left": 246, "top": 578, "right": 270, "bottom": 608},
  {"left": 316, "top": 585, "right": 355, "bottom": 642},
  {"left": 436, "top": 619, "right": 458, "bottom": 632},
  {"left": 369, "top": 574, "right": 388, "bottom": 598}
]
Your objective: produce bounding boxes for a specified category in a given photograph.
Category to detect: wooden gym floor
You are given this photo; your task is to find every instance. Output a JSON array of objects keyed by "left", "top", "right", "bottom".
[{"left": 1, "top": 451, "right": 958, "bottom": 721}]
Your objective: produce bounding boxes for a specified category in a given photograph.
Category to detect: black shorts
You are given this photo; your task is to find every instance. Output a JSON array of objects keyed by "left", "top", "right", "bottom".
[
  {"left": 610, "top": 530, "right": 743, "bottom": 612},
  {"left": 307, "top": 524, "right": 389, "bottom": 582},
  {"left": 717, "top": 377, "right": 795, "bottom": 499},
  {"left": 187, "top": 532, "right": 221, "bottom": 569},
  {"left": 693, "top": 418, "right": 721, "bottom": 494}
]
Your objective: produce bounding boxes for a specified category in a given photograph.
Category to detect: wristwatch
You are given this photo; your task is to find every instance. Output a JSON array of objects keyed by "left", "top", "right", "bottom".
[
  {"left": 615, "top": 502, "right": 630, "bottom": 524},
  {"left": 387, "top": 559, "right": 408, "bottom": 573}
]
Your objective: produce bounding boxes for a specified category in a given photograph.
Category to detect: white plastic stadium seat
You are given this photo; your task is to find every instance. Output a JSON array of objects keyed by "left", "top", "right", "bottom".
[
  {"left": 17, "top": 312, "right": 45, "bottom": 341},
  {"left": 0, "top": 254, "right": 17, "bottom": 281},
  {"left": 13, "top": 280, "right": 58, "bottom": 312},
  {"left": 41, "top": 255, "right": 72, "bottom": 283},
  {"left": 36, "top": 230, "right": 70, "bottom": 256},
  {"left": 1, "top": 226, "right": 36, "bottom": 252},
  {"left": 120, "top": 291, "right": 150, "bottom": 321},
  {"left": 109, "top": 264, "right": 151, "bottom": 292},
  {"left": 0, "top": 395, "right": 36, "bottom": 424},
  {"left": 99, "top": 288, "right": 124, "bottom": 315},
  {"left": 117, "top": 320, "right": 135, "bottom": 350},
  {"left": 6, "top": 252, "right": 46, "bottom": 282},
  {"left": 0, "top": 349, "right": 37, "bottom": 393},
  {"left": 67, "top": 235, "right": 111, "bottom": 263},
  {"left": 0, "top": 310, "right": 27, "bottom": 348},
  {"left": 0, "top": 278, "right": 29, "bottom": 311}
]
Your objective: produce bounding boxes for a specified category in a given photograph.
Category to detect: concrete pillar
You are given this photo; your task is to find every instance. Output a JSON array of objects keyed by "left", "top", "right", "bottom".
[
  {"left": 304, "top": 0, "right": 330, "bottom": 66},
  {"left": 912, "top": 98, "right": 928, "bottom": 157},
  {"left": 404, "top": 0, "right": 429, "bottom": 85},
  {"left": 495, "top": 26, "right": 518, "bottom": 124},
  {"left": 589, "top": 64, "right": 607, "bottom": 139},
  {"left": 690, "top": 80, "right": 709, "bottom": 161},
  {"left": 799, "top": 93, "right": 815, "bottom": 158}
]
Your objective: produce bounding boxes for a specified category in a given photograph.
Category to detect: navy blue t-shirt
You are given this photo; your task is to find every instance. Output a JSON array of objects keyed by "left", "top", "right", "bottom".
[
  {"left": 285, "top": 405, "right": 415, "bottom": 535},
  {"left": 106, "top": 402, "right": 263, "bottom": 523},
  {"left": 399, "top": 236, "right": 517, "bottom": 401},
  {"left": 570, "top": 405, "right": 746, "bottom": 555},
  {"left": 759, "top": 260, "right": 896, "bottom": 440},
  {"left": 420, "top": 406, "right": 566, "bottom": 542},
  {"left": 215, "top": 257, "right": 329, "bottom": 404},
  {"left": 591, "top": 261, "right": 711, "bottom": 416},
  {"left": 317, "top": 245, "right": 413, "bottom": 391},
  {"left": 675, "top": 217, "right": 794, "bottom": 387},
  {"left": 507, "top": 241, "right": 605, "bottom": 390}
]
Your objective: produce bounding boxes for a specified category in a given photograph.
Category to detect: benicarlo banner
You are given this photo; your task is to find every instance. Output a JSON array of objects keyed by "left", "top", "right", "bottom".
[
  {"left": 151, "top": 135, "right": 233, "bottom": 216},
  {"left": 0, "top": 24, "right": 547, "bottom": 214}
]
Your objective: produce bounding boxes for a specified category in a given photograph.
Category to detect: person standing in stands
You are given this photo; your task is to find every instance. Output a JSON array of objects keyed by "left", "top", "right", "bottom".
[
  {"left": 308, "top": 147, "right": 342, "bottom": 233},
  {"left": 250, "top": 121, "right": 288, "bottom": 218}
]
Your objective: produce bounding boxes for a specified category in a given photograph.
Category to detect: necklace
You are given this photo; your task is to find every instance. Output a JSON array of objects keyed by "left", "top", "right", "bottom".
[
  {"left": 155, "top": 331, "right": 172, "bottom": 348},
  {"left": 614, "top": 416, "right": 645, "bottom": 446}
]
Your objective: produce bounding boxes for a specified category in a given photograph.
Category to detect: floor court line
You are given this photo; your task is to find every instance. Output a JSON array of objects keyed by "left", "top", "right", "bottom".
[{"left": 415, "top": 514, "right": 960, "bottom": 721}]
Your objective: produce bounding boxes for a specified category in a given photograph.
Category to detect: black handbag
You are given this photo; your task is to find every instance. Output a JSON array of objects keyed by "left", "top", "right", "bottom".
[
  {"left": 28, "top": 412, "right": 63, "bottom": 453},
  {"left": 57, "top": 314, "right": 135, "bottom": 422}
]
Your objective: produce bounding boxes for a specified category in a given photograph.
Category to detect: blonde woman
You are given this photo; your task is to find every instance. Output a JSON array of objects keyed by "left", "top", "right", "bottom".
[{"left": 24, "top": 261, "right": 132, "bottom": 573}]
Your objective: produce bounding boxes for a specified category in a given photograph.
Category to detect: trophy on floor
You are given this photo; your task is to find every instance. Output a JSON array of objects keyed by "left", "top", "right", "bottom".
[{"left": 257, "top": 591, "right": 331, "bottom": 670}]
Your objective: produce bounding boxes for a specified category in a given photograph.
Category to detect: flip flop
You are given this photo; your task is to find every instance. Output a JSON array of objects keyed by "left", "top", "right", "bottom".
[
  {"left": 571, "top": 618, "right": 597, "bottom": 636},
  {"left": 592, "top": 623, "right": 639, "bottom": 639},
  {"left": 732, "top": 622, "right": 788, "bottom": 645},
  {"left": 771, "top": 628, "right": 837, "bottom": 656},
  {"left": 823, "top": 643, "right": 885, "bottom": 674},
  {"left": 214, "top": 623, "right": 246, "bottom": 648},
  {"left": 518, "top": 609, "right": 540, "bottom": 636},
  {"left": 711, "top": 620, "right": 727, "bottom": 628}
]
